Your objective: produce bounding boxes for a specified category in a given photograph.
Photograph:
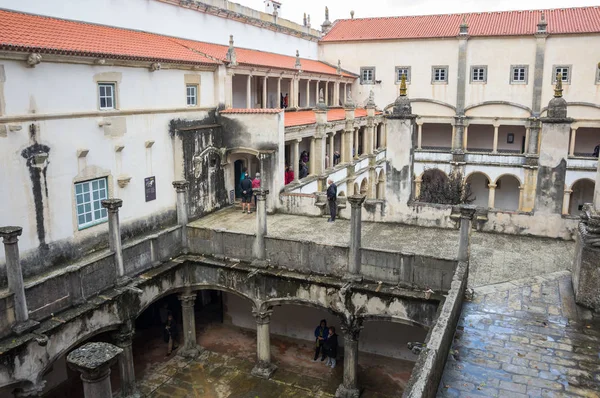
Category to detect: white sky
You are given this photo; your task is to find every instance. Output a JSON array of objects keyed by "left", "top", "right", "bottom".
[{"left": 234, "top": 0, "right": 600, "bottom": 25}]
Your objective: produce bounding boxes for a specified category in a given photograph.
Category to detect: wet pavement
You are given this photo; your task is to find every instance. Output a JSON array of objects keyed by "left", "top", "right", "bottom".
[{"left": 438, "top": 271, "right": 600, "bottom": 398}]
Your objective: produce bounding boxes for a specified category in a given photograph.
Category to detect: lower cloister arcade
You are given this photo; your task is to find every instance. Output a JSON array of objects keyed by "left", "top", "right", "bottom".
[{"left": 568, "top": 178, "right": 596, "bottom": 216}]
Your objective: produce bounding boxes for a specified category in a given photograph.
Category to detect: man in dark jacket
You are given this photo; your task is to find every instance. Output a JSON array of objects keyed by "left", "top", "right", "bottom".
[
  {"left": 240, "top": 172, "right": 253, "bottom": 214},
  {"left": 327, "top": 179, "right": 337, "bottom": 222},
  {"left": 324, "top": 326, "right": 338, "bottom": 368},
  {"left": 313, "top": 319, "right": 328, "bottom": 361},
  {"left": 164, "top": 312, "right": 179, "bottom": 357}
]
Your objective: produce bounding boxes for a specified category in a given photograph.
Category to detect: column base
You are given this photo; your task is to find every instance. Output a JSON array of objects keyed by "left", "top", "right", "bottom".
[
  {"left": 342, "top": 273, "right": 363, "bottom": 283},
  {"left": 251, "top": 362, "right": 277, "bottom": 379},
  {"left": 335, "top": 384, "right": 360, "bottom": 398},
  {"left": 12, "top": 319, "right": 40, "bottom": 335},
  {"left": 178, "top": 345, "right": 202, "bottom": 359}
]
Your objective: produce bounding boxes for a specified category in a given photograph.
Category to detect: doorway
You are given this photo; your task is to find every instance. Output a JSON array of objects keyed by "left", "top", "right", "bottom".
[{"left": 234, "top": 159, "right": 244, "bottom": 198}]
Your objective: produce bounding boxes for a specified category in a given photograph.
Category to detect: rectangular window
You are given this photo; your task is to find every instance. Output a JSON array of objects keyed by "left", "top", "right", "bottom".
[
  {"left": 360, "top": 67, "right": 375, "bottom": 85},
  {"left": 395, "top": 66, "right": 411, "bottom": 83},
  {"left": 432, "top": 66, "right": 448, "bottom": 83},
  {"left": 75, "top": 178, "right": 108, "bottom": 229},
  {"left": 98, "top": 83, "right": 116, "bottom": 110},
  {"left": 552, "top": 65, "right": 571, "bottom": 83},
  {"left": 470, "top": 66, "right": 487, "bottom": 83},
  {"left": 511, "top": 65, "right": 528, "bottom": 84},
  {"left": 186, "top": 84, "right": 198, "bottom": 106}
]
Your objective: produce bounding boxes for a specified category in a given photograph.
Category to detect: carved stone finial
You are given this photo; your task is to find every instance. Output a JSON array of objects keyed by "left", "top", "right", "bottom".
[
  {"left": 303, "top": 13, "right": 307, "bottom": 26},
  {"left": 295, "top": 50, "right": 301, "bottom": 69},
  {"left": 315, "top": 87, "right": 327, "bottom": 111},
  {"left": 325, "top": 6, "right": 330, "bottom": 21},
  {"left": 537, "top": 11, "right": 547, "bottom": 33},
  {"left": 399, "top": 73, "right": 408, "bottom": 97},
  {"left": 226, "top": 35, "right": 238, "bottom": 66},
  {"left": 337, "top": 59, "right": 342, "bottom": 75},
  {"left": 554, "top": 73, "right": 563, "bottom": 98},
  {"left": 27, "top": 53, "right": 42, "bottom": 68},
  {"left": 459, "top": 15, "right": 469, "bottom": 35},
  {"left": 150, "top": 62, "right": 161, "bottom": 72},
  {"left": 322, "top": 6, "right": 332, "bottom": 32},
  {"left": 392, "top": 74, "right": 412, "bottom": 116},
  {"left": 344, "top": 89, "right": 355, "bottom": 109},
  {"left": 307, "top": 14, "right": 311, "bottom": 28},
  {"left": 350, "top": 10, "right": 355, "bottom": 19},
  {"left": 366, "top": 90, "right": 376, "bottom": 108}
]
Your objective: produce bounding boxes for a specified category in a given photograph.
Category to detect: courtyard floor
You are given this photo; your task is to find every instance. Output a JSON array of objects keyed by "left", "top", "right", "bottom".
[
  {"left": 438, "top": 271, "right": 600, "bottom": 397},
  {"left": 188, "top": 208, "right": 575, "bottom": 287}
]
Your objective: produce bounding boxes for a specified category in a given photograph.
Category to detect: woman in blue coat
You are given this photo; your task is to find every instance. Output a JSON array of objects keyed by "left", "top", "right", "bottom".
[{"left": 313, "top": 319, "right": 328, "bottom": 361}]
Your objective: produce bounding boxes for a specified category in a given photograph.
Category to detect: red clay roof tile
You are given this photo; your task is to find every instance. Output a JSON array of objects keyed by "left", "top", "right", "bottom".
[
  {"left": 284, "top": 108, "right": 369, "bottom": 128},
  {"left": 321, "top": 7, "right": 600, "bottom": 42},
  {"left": 220, "top": 108, "right": 283, "bottom": 114}
]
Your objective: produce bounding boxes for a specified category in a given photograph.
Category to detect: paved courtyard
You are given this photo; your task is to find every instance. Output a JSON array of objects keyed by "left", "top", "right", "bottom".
[
  {"left": 189, "top": 208, "right": 575, "bottom": 287},
  {"left": 438, "top": 271, "right": 600, "bottom": 397}
]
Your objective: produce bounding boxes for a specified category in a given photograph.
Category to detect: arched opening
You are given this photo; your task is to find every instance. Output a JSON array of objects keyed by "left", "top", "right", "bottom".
[
  {"left": 360, "top": 178, "right": 369, "bottom": 195},
  {"left": 569, "top": 179, "right": 595, "bottom": 215},
  {"left": 418, "top": 169, "right": 449, "bottom": 202},
  {"left": 376, "top": 170, "right": 386, "bottom": 199},
  {"left": 358, "top": 320, "right": 429, "bottom": 396},
  {"left": 229, "top": 152, "right": 260, "bottom": 201},
  {"left": 465, "top": 172, "right": 490, "bottom": 208},
  {"left": 494, "top": 175, "right": 521, "bottom": 211}
]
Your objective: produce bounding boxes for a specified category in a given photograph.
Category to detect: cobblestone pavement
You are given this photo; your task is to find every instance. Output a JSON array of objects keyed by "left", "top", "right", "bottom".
[{"left": 438, "top": 271, "right": 600, "bottom": 398}]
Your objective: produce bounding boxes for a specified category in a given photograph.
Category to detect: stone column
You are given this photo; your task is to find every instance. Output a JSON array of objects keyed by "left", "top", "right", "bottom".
[
  {"left": 315, "top": 81, "right": 320, "bottom": 104},
  {"left": 457, "top": 205, "right": 477, "bottom": 262},
  {"left": 562, "top": 189, "right": 572, "bottom": 215},
  {"left": 595, "top": 159, "right": 600, "bottom": 212},
  {"left": 452, "top": 117, "right": 465, "bottom": 154},
  {"left": 527, "top": 123, "right": 540, "bottom": 155},
  {"left": 335, "top": 322, "right": 362, "bottom": 398},
  {"left": 382, "top": 122, "right": 387, "bottom": 148},
  {"left": 524, "top": 127, "right": 531, "bottom": 154},
  {"left": 178, "top": 292, "right": 200, "bottom": 358},
  {"left": 415, "top": 176, "right": 422, "bottom": 199},
  {"left": 569, "top": 127, "right": 578, "bottom": 157},
  {"left": 487, "top": 183, "right": 497, "bottom": 208},
  {"left": 518, "top": 186, "right": 525, "bottom": 211},
  {"left": 67, "top": 342, "right": 123, "bottom": 398},
  {"left": 172, "top": 181, "right": 190, "bottom": 253},
  {"left": 305, "top": 79, "right": 310, "bottom": 108},
  {"left": 246, "top": 75, "right": 252, "bottom": 109},
  {"left": 346, "top": 195, "right": 366, "bottom": 281},
  {"left": 276, "top": 77, "right": 281, "bottom": 108},
  {"left": 328, "top": 133, "right": 335, "bottom": 169},
  {"left": 289, "top": 79, "right": 294, "bottom": 108},
  {"left": 343, "top": 83, "right": 347, "bottom": 104},
  {"left": 354, "top": 128, "right": 359, "bottom": 159},
  {"left": 325, "top": 81, "right": 329, "bottom": 106},
  {"left": 309, "top": 137, "right": 316, "bottom": 175},
  {"left": 0, "top": 227, "right": 39, "bottom": 334},
  {"left": 463, "top": 124, "right": 469, "bottom": 150},
  {"left": 334, "top": 82, "right": 340, "bottom": 106},
  {"left": 262, "top": 76, "right": 267, "bottom": 108},
  {"left": 572, "top": 204, "right": 600, "bottom": 311},
  {"left": 341, "top": 131, "right": 347, "bottom": 164},
  {"left": 251, "top": 307, "right": 277, "bottom": 379},
  {"left": 293, "top": 139, "right": 300, "bottom": 182},
  {"left": 492, "top": 123, "right": 500, "bottom": 153},
  {"left": 112, "top": 323, "right": 140, "bottom": 398},
  {"left": 101, "top": 199, "right": 126, "bottom": 284},
  {"left": 416, "top": 121, "right": 423, "bottom": 150},
  {"left": 253, "top": 189, "right": 269, "bottom": 264}
]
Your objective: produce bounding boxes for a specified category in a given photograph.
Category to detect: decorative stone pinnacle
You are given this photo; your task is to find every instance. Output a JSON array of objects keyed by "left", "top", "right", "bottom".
[
  {"left": 172, "top": 180, "right": 190, "bottom": 192},
  {"left": 325, "top": 6, "right": 329, "bottom": 21},
  {"left": 101, "top": 198, "right": 123, "bottom": 212},
  {"left": 226, "top": 35, "right": 238, "bottom": 66},
  {"left": 67, "top": 342, "right": 123, "bottom": 378},
  {"left": 295, "top": 50, "right": 301, "bottom": 69},
  {"left": 399, "top": 73, "right": 408, "bottom": 97},
  {"left": 348, "top": 194, "right": 366, "bottom": 208},
  {"left": 337, "top": 59, "right": 342, "bottom": 75},
  {"left": 344, "top": 89, "right": 355, "bottom": 109},
  {"left": 554, "top": 73, "right": 563, "bottom": 98},
  {"left": 0, "top": 226, "right": 23, "bottom": 244},
  {"left": 303, "top": 13, "right": 307, "bottom": 26},
  {"left": 459, "top": 15, "right": 469, "bottom": 35},
  {"left": 366, "top": 90, "right": 376, "bottom": 108},
  {"left": 537, "top": 11, "right": 547, "bottom": 32}
]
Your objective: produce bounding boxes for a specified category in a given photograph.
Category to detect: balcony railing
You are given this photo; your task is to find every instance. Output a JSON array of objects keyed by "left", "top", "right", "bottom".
[
  {"left": 567, "top": 157, "right": 598, "bottom": 170},
  {"left": 465, "top": 152, "right": 525, "bottom": 166}
]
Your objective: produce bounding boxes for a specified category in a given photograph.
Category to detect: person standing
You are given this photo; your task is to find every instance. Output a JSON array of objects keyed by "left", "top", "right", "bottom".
[
  {"left": 285, "top": 165, "right": 295, "bottom": 185},
  {"left": 252, "top": 172, "right": 261, "bottom": 209},
  {"left": 313, "top": 319, "right": 329, "bottom": 362},
  {"left": 324, "top": 326, "right": 338, "bottom": 368},
  {"left": 594, "top": 142, "right": 599, "bottom": 158},
  {"left": 240, "top": 172, "right": 253, "bottom": 214},
  {"left": 327, "top": 179, "right": 337, "bottom": 222},
  {"left": 164, "top": 312, "right": 179, "bottom": 357}
]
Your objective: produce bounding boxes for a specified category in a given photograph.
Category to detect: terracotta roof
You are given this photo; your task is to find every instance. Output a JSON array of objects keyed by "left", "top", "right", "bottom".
[
  {"left": 284, "top": 108, "right": 369, "bottom": 128},
  {"left": 321, "top": 7, "right": 600, "bottom": 41},
  {"left": 173, "top": 37, "right": 355, "bottom": 77},
  {"left": 0, "top": 9, "right": 219, "bottom": 64},
  {"left": 220, "top": 108, "right": 283, "bottom": 114}
]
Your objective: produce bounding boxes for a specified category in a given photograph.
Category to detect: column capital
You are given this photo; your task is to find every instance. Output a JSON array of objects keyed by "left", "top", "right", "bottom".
[
  {"left": 101, "top": 198, "right": 123, "bottom": 212},
  {"left": 252, "top": 309, "right": 273, "bottom": 325},
  {"left": 487, "top": 184, "right": 497, "bottom": 189},
  {"left": 178, "top": 292, "right": 197, "bottom": 307},
  {"left": 255, "top": 189, "right": 270, "bottom": 201},
  {"left": 172, "top": 180, "right": 190, "bottom": 193},
  {"left": 340, "top": 318, "right": 363, "bottom": 341},
  {"left": 456, "top": 204, "right": 477, "bottom": 220},
  {"left": 347, "top": 194, "right": 366, "bottom": 208},
  {"left": 67, "top": 342, "right": 123, "bottom": 381},
  {"left": 0, "top": 226, "right": 23, "bottom": 244},
  {"left": 112, "top": 325, "right": 135, "bottom": 348}
]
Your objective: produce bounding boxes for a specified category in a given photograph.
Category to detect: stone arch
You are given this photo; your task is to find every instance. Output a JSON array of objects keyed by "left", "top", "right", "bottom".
[
  {"left": 353, "top": 182, "right": 359, "bottom": 195},
  {"left": 376, "top": 169, "right": 386, "bottom": 199},
  {"left": 359, "top": 314, "right": 430, "bottom": 330},
  {"left": 338, "top": 190, "right": 346, "bottom": 197},
  {"left": 493, "top": 174, "right": 521, "bottom": 211},
  {"left": 384, "top": 98, "right": 456, "bottom": 116},
  {"left": 464, "top": 101, "right": 532, "bottom": 116},
  {"left": 465, "top": 171, "right": 491, "bottom": 208},
  {"left": 263, "top": 297, "right": 344, "bottom": 321},
  {"left": 569, "top": 178, "right": 595, "bottom": 215},
  {"left": 359, "top": 178, "right": 369, "bottom": 195}
]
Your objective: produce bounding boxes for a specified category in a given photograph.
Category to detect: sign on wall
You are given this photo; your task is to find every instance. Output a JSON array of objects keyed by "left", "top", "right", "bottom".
[{"left": 145, "top": 176, "right": 156, "bottom": 202}]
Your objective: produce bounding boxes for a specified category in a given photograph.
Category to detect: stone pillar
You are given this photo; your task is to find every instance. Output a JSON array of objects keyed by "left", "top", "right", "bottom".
[
  {"left": 250, "top": 307, "right": 277, "bottom": 379},
  {"left": 246, "top": 75, "right": 252, "bottom": 109},
  {"left": 334, "top": 81, "right": 340, "bottom": 106},
  {"left": 328, "top": 133, "right": 335, "bottom": 169},
  {"left": 463, "top": 124, "right": 469, "bottom": 150},
  {"left": 572, "top": 204, "right": 600, "bottom": 311},
  {"left": 346, "top": 195, "right": 366, "bottom": 281},
  {"left": 562, "top": 189, "right": 572, "bottom": 215},
  {"left": 595, "top": 159, "right": 600, "bottom": 212},
  {"left": 492, "top": 123, "right": 500, "bottom": 153},
  {"left": 354, "top": 128, "right": 359, "bottom": 158},
  {"left": 457, "top": 205, "right": 477, "bottom": 262},
  {"left": 527, "top": 123, "right": 540, "bottom": 155},
  {"left": 306, "top": 79, "right": 310, "bottom": 108},
  {"left": 452, "top": 117, "right": 465, "bottom": 155},
  {"left": 343, "top": 83, "right": 347, "bottom": 104},
  {"left": 262, "top": 76, "right": 267, "bottom": 108},
  {"left": 415, "top": 176, "right": 422, "bottom": 199},
  {"left": 277, "top": 77, "right": 281, "bottom": 108},
  {"left": 309, "top": 137, "right": 316, "bottom": 175},
  {"left": 487, "top": 184, "right": 497, "bottom": 208},
  {"left": 325, "top": 81, "right": 329, "bottom": 106},
  {"left": 0, "top": 227, "right": 39, "bottom": 334},
  {"left": 569, "top": 127, "right": 578, "bottom": 157},
  {"left": 335, "top": 322, "right": 362, "bottom": 398},
  {"left": 293, "top": 139, "right": 300, "bottom": 182},
  {"left": 112, "top": 323, "right": 140, "bottom": 398},
  {"left": 341, "top": 130, "right": 347, "bottom": 164},
  {"left": 524, "top": 127, "right": 531, "bottom": 154},
  {"left": 416, "top": 121, "right": 423, "bottom": 150},
  {"left": 67, "top": 342, "right": 122, "bottom": 398},
  {"left": 382, "top": 122, "right": 387, "bottom": 148},
  {"left": 518, "top": 186, "right": 525, "bottom": 211},
  {"left": 315, "top": 81, "right": 320, "bottom": 104},
  {"left": 178, "top": 292, "right": 200, "bottom": 358},
  {"left": 253, "top": 189, "right": 269, "bottom": 263},
  {"left": 172, "top": 181, "right": 190, "bottom": 253},
  {"left": 101, "top": 199, "right": 126, "bottom": 283},
  {"left": 289, "top": 79, "right": 294, "bottom": 108}
]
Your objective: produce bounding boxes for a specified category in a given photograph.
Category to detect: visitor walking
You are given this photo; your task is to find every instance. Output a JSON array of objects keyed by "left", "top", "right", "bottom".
[
  {"left": 333, "top": 151, "right": 341, "bottom": 165},
  {"left": 313, "top": 319, "right": 329, "bottom": 362},
  {"left": 285, "top": 165, "right": 295, "bottom": 185},
  {"left": 252, "top": 172, "right": 261, "bottom": 208},
  {"left": 164, "top": 312, "right": 179, "bottom": 357},
  {"left": 240, "top": 172, "right": 253, "bottom": 214},
  {"left": 327, "top": 179, "right": 337, "bottom": 222},
  {"left": 299, "top": 161, "right": 308, "bottom": 179},
  {"left": 324, "top": 326, "right": 338, "bottom": 368}
]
